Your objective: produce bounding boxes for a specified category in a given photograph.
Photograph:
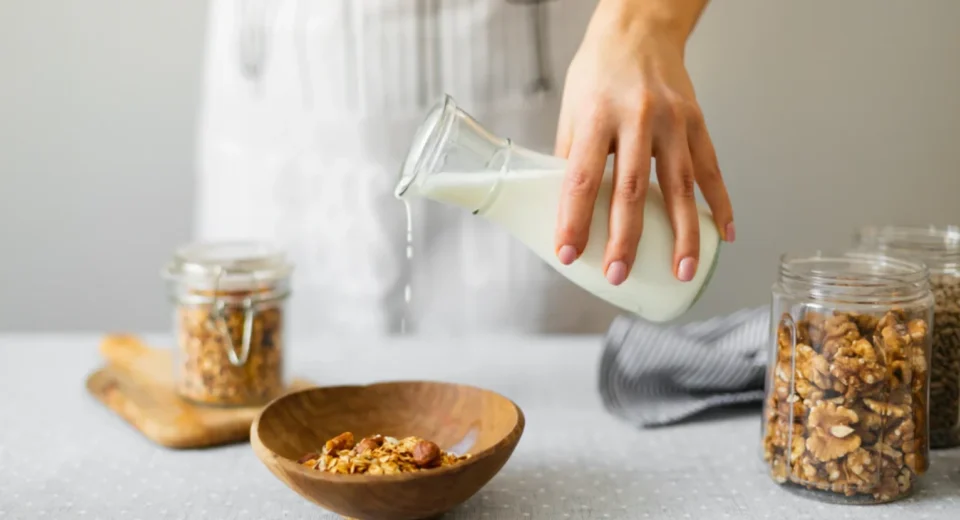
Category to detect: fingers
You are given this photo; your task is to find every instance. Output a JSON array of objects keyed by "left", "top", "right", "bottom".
[
  {"left": 654, "top": 121, "right": 701, "bottom": 282},
  {"left": 688, "top": 116, "right": 735, "bottom": 242},
  {"left": 555, "top": 115, "right": 612, "bottom": 265},
  {"left": 603, "top": 126, "right": 652, "bottom": 285}
]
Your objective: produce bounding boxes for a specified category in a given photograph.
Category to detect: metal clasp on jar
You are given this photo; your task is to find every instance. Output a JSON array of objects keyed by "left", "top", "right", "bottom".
[{"left": 197, "top": 265, "right": 286, "bottom": 368}]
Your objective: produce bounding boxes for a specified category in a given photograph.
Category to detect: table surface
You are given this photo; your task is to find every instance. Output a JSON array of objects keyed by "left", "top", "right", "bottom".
[{"left": 1, "top": 333, "right": 958, "bottom": 520}]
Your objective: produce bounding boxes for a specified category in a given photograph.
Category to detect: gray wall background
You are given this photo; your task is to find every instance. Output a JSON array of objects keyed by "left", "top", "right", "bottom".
[{"left": 1, "top": 0, "right": 959, "bottom": 333}]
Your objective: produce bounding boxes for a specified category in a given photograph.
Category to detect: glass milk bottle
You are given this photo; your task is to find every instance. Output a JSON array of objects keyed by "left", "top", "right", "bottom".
[{"left": 394, "top": 95, "right": 722, "bottom": 323}]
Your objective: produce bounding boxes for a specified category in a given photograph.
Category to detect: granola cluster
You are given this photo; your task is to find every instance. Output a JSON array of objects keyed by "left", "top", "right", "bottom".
[
  {"left": 763, "top": 309, "right": 930, "bottom": 502},
  {"left": 175, "top": 289, "right": 285, "bottom": 406},
  {"left": 298, "top": 432, "right": 471, "bottom": 475},
  {"left": 929, "top": 274, "right": 960, "bottom": 448}
]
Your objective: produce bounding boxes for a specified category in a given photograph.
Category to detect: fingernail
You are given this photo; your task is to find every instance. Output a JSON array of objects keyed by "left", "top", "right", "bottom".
[
  {"left": 725, "top": 222, "right": 736, "bottom": 242},
  {"left": 677, "top": 257, "right": 697, "bottom": 282},
  {"left": 558, "top": 245, "right": 578, "bottom": 265},
  {"left": 606, "top": 261, "right": 627, "bottom": 286}
]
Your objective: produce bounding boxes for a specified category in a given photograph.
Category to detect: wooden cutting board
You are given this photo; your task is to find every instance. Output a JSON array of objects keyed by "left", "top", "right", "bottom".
[{"left": 85, "top": 334, "right": 313, "bottom": 449}]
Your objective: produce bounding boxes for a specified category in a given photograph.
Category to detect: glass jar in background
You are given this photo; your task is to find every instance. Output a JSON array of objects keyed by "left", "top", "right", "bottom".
[
  {"left": 854, "top": 225, "right": 960, "bottom": 449},
  {"left": 762, "top": 251, "right": 932, "bottom": 504},
  {"left": 162, "top": 241, "right": 293, "bottom": 407}
]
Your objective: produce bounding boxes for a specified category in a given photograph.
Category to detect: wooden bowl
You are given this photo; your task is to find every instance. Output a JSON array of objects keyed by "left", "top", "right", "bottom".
[{"left": 250, "top": 381, "right": 525, "bottom": 520}]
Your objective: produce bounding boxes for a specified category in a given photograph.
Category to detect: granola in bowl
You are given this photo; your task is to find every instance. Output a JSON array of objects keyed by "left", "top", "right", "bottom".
[{"left": 298, "top": 432, "right": 471, "bottom": 475}]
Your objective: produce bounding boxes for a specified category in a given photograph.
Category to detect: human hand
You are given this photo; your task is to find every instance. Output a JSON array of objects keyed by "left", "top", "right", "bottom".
[{"left": 553, "top": 0, "right": 734, "bottom": 285}]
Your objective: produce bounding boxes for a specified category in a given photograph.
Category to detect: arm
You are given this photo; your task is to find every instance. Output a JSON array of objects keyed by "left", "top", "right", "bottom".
[
  {"left": 553, "top": 0, "right": 733, "bottom": 286},
  {"left": 607, "top": 0, "right": 711, "bottom": 47}
]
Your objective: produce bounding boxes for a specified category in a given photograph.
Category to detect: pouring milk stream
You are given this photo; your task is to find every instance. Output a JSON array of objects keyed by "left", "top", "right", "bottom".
[{"left": 395, "top": 95, "right": 721, "bottom": 323}]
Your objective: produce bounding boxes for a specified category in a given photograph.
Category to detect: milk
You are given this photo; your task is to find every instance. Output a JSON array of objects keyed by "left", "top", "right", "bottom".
[{"left": 417, "top": 169, "right": 720, "bottom": 322}]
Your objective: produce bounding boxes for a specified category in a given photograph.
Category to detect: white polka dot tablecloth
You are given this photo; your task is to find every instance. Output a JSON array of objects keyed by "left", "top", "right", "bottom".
[{"left": 1, "top": 333, "right": 958, "bottom": 520}]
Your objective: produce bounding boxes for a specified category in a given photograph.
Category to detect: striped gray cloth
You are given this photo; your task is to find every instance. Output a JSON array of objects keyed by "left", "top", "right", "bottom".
[{"left": 599, "top": 305, "right": 771, "bottom": 427}]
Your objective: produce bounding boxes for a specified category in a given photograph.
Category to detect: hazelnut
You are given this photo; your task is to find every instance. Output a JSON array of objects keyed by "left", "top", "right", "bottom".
[
  {"left": 354, "top": 435, "right": 385, "bottom": 454},
  {"left": 412, "top": 440, "right": 441, "bottom": 467}
]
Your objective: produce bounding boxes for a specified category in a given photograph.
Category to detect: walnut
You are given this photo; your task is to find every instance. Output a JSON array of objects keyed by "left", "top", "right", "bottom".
[
  {"left": 860, "top": 410, "right": 883, "bottom": 430},
  {"left": 888, "top": 360, "right": 912, "bottom": 389},
  {"left": 877, "top": 310, "right": 905, "bottom": 332},
  {"left": 908, "top": 345, "right": 927, "bottom": 375},
  {"left": 863, "top": 398, "right": 909, "bottom": 418},
  {"left": 798, "top": 311, "right": 827, "bottom": 347},
  {"left": 826, "top": 314, "right": 860, "bottom": 339},
  {"left": 847, "top": 312, "right": 880, "bottom": 336},
  {"left": 851, "top": 407, "right": 883, "bottom": 446},
  {"left": 821, "top": 337, "right": 852, "bottom": 361},
  {"left": 797, "top": 344, "right": 833, "bottom": 390},
  {"left": 884, "top": 417, "right": 916, "bottom": 452},
  {"left": 787, "top": 425, "right": 805, "bottom": 463},
  {"left": 906, "top": 318, "right": 927, "bottom": 343},
  {"left": 776, "top": 316, "right": 795, "bottom": 354},
  {"left": 873, "top": 474, "right": 900, "bottom": 502},
  {"left": 769, "top": 422, "right": 804, "bottom": 450},
  {"left": 764, "top": 393, "right": 780, "bottom": 422},
  {"left": 806, "top": 402, "right": 861, "bottom": 461},
  {"left": 896, "top": 467, "right": 912, "bottom": 493},
  {"left": 873, "top": 465, "right": 913, "bottom": 502},
  {"left": 877, "top": 442, "right": 904, "bottom": 466},
  {"left": 821, "top": 314, "right": 868, "bottom": 360},
  {"left": 830, "top": 339, "right": 885, "bottom": 395},
  {"left": 762, "top": 434, "right": 778, "bottom": 463},
  {"left": 805, "top": 310, "right": 828, "bottom": 325},
  {"left": 778, "top": 394, "right": 807, "bottom": 420},
  {"left": 823, "top": 460, "right": 845, "bottom": 483},
  {"left": 794, "top": 377, "right": 824, "bottom": 402},
  {"left": 793, "top": 453, "right": 821, "bottom": 481},
  {"left": 880, "top": 325, "right": 909, "bottom": 360},
  {"left": 772, "top": 358, "right": 794, "bottom": 400},
  {"left": 844, "top": 448, "right": 877, "bottom": 480}
]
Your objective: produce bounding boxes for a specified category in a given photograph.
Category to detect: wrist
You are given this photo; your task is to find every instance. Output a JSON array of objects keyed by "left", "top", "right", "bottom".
[{"left": 592, "top": 0, "right": 704, "bottom": 48}]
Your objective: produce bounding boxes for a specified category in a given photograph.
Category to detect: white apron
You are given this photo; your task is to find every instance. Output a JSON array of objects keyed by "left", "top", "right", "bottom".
[{"left": 193, "top": 0, "right": 619, "bottom": 338}]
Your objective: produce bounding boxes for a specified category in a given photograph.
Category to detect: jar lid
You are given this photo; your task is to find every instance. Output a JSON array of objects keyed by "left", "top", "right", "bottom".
[
  {"left": 162, "top": 241, "right": 293, "bottom": 290},
  {"left": 855, "top": 225, "right": 960, "bottom": 273}
]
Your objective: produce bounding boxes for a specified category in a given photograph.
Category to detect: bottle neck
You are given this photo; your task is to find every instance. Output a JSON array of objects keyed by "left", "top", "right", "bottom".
[{"left": 470, "top": 140, "right": 513, "bottom": 215}]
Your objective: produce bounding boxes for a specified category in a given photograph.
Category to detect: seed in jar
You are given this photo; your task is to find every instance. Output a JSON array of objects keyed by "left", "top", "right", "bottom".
[{"left": 928, "top": 274, "right": 960, "bottom": 448}]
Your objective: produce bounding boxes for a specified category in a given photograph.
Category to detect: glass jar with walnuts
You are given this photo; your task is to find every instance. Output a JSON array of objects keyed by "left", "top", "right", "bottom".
[
  {"left": 162, "top": 241, "right": 293, "bottom": 407},
  {"left": 762, "top": 251, "right": 932, "bottom": 504},
  {"left": 854, "top": 225, "right": 960, "bottom": 449}
]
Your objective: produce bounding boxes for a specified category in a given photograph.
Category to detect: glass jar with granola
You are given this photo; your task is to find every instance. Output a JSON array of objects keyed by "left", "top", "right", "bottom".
[
  {"left": 762, "top": 251, "right": 932, "bottom": 504},
  {"left": 854, "top": 225, "right": 960, "bottom": 449},
  {"left": 162, "top": 241, "right": 293, "bottom": 407}
]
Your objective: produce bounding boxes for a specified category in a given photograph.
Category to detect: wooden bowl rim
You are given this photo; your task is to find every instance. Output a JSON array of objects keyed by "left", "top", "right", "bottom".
[{"left": 251, "top": 379, "right": 526, "bottom": 484}]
